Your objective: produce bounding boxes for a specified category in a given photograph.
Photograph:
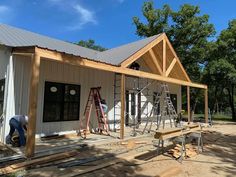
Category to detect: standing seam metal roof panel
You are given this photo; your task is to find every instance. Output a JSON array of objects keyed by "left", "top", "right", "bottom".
[{"left": 0, "top": 24, "right": 161, "bottom": 66}]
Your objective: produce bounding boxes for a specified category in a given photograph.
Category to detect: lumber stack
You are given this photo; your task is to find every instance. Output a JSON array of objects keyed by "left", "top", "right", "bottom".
[
  {"left": 167, "top": 144, "right": 198, "bottom": 159},
  {"left": 0, "top": 150, "right": 79, "bottom": 175}
]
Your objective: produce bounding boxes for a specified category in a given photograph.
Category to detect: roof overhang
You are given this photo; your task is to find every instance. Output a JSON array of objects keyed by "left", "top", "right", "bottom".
[{"left": 12, "top": 45, "right": 207, "bottom": 89}]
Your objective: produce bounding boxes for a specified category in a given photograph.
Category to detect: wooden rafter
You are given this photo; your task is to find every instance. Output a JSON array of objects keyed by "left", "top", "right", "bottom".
[
  {"left": 163, "top": 39, "right": 166, "bottom": 75},
  {"left": 148, "top": 49, "right": 163, "bottom": 75},
  {"left": 12, "top": 46, "right": 207, "bottom": 89},
  {"left": 142, "top": 53, "right": 159, "bottom": 74},
  {"left": 31, "top": 47, "right": 206, "bottom": 89},
  {"left": 120, "top": 34, "right": 165, "bottom": 67},
  {"left": 166, "top": 58, "right": 177, "bottom": 76}
]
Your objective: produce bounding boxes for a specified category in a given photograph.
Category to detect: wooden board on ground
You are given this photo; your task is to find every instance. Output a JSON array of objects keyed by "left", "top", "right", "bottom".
[{"left": 0, "top": 150, "right": 78, "bottom": 174}]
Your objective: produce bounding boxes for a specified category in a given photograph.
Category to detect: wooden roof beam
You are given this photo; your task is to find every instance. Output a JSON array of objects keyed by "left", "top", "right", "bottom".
[
  {"left": 35, "top": 47, "right": 207, "bottom": 89},
  {"left": 120, "top": 34, "right": 165, "bottom": 67},
  {"left": 148, "top": 49, "right": 163, "bottom": 75},
  {"left": 166, "top": 58, "right": 177, "bottom": 76},
  {"left": 163, "top": 39, "right": 166, "bottom": 76},
  {"left": 164, "top": 34, "right": 191, "bottom": 82}
]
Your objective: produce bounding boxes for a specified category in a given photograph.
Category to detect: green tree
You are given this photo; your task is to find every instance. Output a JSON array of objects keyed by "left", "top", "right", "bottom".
[
  {"left": 76, "top": 39, "right": 107, "bottom": 51},
  {"left": 204, "top": 20, "right": 236, "bottom": 120},
  {"left": 133, "top": 1, "right": 215, "bottom": 117}
]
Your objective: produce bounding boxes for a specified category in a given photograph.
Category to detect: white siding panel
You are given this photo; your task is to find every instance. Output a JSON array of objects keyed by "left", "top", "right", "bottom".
[
  {"left": 0, "top": 46, "right": 11, "bottom": 142},
  {"left": 37, "top": 59, "right": 114, "bottom": 136}
]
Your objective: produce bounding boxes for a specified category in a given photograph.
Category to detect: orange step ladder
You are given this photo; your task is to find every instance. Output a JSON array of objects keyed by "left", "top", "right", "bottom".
[{"left": 79, "top": 87, "right": 110, "bottom": 139}]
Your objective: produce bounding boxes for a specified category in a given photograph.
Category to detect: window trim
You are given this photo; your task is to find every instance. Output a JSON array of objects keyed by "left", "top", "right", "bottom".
[{"left": 43, "top": 81, "right": 81, "bottom": 122}]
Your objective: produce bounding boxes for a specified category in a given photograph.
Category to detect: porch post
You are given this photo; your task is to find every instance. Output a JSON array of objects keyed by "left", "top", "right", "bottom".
[
  {"left": 187, "top": 86, "right": 190, "bottom": 124},
  {"left": 120, "top": 74, "right": 125, "bottom": 139},
  {"left": 204, "top": 88, "right": 208, "bottom": 124},
  {"left": 25, "top": 52, "right": 40, "bottom": 158}
]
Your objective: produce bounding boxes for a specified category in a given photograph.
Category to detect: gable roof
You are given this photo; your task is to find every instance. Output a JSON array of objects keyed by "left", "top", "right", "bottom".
[{"left": 0, "top": 24, "right": 160, "bottom": 66}]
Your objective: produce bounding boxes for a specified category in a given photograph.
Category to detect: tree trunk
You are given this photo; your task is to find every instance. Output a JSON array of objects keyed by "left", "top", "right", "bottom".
[
  {"left": 227, "top": 85, "right": 236, "bottom": 120},
  {"left": 190, "top": 99, "right": 197, "bottom": 121}
]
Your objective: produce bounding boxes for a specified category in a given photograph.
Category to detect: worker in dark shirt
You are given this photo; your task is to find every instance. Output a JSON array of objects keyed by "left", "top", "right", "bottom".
[{"left": 6, "top": 115, "right": 28, "bottom": 147}]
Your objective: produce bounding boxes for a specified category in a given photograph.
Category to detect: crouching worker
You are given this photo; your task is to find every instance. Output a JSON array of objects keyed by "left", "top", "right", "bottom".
[{"left": 6, "top": 115, "right": 28, "bottom": 147}]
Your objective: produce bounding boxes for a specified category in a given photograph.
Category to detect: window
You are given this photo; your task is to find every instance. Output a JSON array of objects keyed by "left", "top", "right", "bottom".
[
  {"left": 0, "top": 79, "right": 5, "bottom": 116},
  {"left": 43, "top": 81, "right": 80, "bottom": 122}
]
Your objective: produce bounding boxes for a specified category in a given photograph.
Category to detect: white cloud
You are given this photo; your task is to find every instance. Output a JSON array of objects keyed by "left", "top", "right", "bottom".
[
  {"left": 73, "top": 4, "right": 96, "bottom": 25},
  {"left": 47, "top": 0, "right": 96, "bottom": 30}
]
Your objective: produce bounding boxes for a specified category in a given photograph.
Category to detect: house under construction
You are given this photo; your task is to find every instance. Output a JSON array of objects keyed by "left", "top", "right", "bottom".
[{"left": 0, "top": 24, "right": 208, "bottom": 157}]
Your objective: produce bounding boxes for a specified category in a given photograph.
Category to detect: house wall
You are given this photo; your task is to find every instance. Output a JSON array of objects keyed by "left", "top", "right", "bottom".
[
  {"left": 8, "top": 56, "right": 115, "bottom": 137},
  {"left": 2, "top": 54, "right": 182, "bottom": 139},
  {"left": 0, "top": 46, "right": 11, "bottom": 142}
]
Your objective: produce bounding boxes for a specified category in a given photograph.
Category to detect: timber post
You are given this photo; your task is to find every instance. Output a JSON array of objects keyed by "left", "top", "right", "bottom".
[
  {"left": 205, "top": 88, "right": 208, "bottom": 124},
  {"left": 120, "top": 74, "right": 125, "bottom": 139},
  {"left": 25, "top": 51, "right": 40, "bottom": 158},
  {"left": 187, "top": 86, "right": 191, "bottom": 124}
]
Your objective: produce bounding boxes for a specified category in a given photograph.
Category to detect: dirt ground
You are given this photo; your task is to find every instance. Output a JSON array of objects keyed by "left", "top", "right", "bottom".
[{"left": 4, "top": 121, "right": 236, "bottom": 177}]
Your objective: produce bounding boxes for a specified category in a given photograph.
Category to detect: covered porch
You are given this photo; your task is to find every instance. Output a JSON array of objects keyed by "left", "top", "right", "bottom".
[{"left": 12, "top": 33, "right": 208, "bottom": 158}]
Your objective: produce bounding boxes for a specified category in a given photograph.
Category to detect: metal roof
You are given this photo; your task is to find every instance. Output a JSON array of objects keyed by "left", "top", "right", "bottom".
[
  {"left": 0, "top": 24, "right": 161, "bottom": 65},
  {"left": 97, "top": 34, "right": 160, "bottom": 65}
]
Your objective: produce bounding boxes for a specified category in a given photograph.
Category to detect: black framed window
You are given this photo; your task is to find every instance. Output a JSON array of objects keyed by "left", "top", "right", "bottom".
[
  {"left": 0, "top": 79, "right": 5, "bottom": 116},
  {"left": 43, "top": 81, "right": 80, "bottom": 122}
]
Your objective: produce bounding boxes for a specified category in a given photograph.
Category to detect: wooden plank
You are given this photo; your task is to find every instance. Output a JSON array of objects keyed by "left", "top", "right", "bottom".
[
  {"left": 61, "top": 150, "right": 151, "bottom": 177},
  {"left": 25, "top": 53, "right": 41, "bottom": 158},
  {"left": 36, "top": 47, "right": 207, "bottom": 89},
  {"left": 205, "top": 88, "right": 208, "bottom": 124},
  {"left": 11, "top": 150, "right": 78, "bottom": 169},
  {"left": 120, "top": 74, "right": 125, "bottom": 139},
  {"left": 120, "top": 34, "right": 165, "bottom": 67},
  {"left": 163, "top": 39, "right": 166, "bottom": 75},
  {"left": 156, "top": 127, "right": 200, "bottom": 140},
  {"left": 0, "top": 150, "right": 78, "bottom": 174},
  {"left": 166, "top": 58, "right": 177, "bottom": 76},
  {"left": 148, "top": 49, "right": 163, "bottom": 74},
  {"left": 187, "top": 86, "right": 191, "bottom": 123}
]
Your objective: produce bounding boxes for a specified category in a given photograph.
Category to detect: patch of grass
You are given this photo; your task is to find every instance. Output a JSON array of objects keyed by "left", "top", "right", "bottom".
[{"left": 212, "top": 114, "right": 234, "bottom": 121}]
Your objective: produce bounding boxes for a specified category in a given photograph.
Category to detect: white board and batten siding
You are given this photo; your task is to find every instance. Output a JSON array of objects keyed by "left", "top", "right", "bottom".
[{"left": 11, "top": 56, "right": 115, "bottom": 137}]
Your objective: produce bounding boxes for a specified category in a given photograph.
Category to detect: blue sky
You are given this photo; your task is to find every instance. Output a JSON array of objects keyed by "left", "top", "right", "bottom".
[{"left": 0, "top": 0, "right": 235, "bottom": 49}]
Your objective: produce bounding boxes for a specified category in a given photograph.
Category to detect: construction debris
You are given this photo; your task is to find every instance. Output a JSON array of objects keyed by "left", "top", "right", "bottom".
[{"left": 167, "top": 144, "right": 198, "bottom": 159}]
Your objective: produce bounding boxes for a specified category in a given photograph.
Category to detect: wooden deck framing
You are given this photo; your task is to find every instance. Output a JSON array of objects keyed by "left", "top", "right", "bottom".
[{"left": 12, "top": 33, "right": 208, "bottom": 157}]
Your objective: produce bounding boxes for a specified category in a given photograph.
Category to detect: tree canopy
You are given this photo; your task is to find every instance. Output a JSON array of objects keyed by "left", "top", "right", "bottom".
[
  {"left": 133, "top": 2, "right": 215, "bottom": 82},
  {"left": 75, "top": 39, "right": 107, "bottom": 51},
  {"left": 133, "top": 1, "right": 236, "bottom": 120}
]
